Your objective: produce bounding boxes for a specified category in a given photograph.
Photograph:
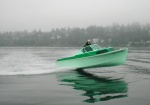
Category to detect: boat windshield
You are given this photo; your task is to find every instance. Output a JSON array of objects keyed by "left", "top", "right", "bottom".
[
  {"left": 82, "top": 44, "right": 101, "bottom": 52},
  {"left": 90, "top": 44, "right": 101, "bottom": 50}
]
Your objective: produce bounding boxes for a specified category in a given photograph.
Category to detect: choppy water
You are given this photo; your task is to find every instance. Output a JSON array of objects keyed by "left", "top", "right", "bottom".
[
  {"left": 0, "top": 47, "right": 150, "bottom": 105},
  {"left": 0, "top": 47, "right": 75, "bottom": 75}
]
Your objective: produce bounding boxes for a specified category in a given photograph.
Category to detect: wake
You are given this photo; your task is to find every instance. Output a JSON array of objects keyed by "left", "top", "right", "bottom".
[{"left": 0, "top": 50, "right": 72, "bottom": 76}]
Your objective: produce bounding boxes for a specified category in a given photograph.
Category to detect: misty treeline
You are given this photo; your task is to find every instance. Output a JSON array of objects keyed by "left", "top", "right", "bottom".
[{"left": 0, "top": 23, "right": 150, "bottom": 47}]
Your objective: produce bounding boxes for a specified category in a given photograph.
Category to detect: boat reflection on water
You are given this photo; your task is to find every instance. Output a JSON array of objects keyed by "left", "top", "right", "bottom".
[{"left": 57, "top": 69, "right": 128, "bottom": 103}]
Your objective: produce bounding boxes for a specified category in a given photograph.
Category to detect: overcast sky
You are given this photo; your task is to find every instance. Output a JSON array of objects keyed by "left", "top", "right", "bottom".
[{"left": 0, "top": 0, "right": 150, "bottom": 31}]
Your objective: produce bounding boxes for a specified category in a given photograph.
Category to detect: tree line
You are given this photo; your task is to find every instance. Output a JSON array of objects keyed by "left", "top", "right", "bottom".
[{"left": 0, "top": 23, "right": 150, "bottom": 47}]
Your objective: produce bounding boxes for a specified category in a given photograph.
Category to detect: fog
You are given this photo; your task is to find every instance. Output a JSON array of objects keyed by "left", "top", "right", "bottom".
[{"left": 0, "top": 0, "right": 150, "bottom": 31}]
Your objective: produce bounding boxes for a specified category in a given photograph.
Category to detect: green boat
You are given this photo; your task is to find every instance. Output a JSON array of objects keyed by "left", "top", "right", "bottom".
[{"left": 56, "top": 44, "right": 128, "bottom": 69}]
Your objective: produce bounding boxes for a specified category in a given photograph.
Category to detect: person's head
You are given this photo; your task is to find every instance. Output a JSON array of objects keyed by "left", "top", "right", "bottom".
[{"left": 87, "top": 39, "right": 91, "bottom": 44}]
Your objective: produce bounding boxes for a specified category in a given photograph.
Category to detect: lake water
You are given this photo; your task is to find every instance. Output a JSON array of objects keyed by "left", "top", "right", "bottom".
[{"left": 0, "top": 47, "right": 150, "bottom": 105}]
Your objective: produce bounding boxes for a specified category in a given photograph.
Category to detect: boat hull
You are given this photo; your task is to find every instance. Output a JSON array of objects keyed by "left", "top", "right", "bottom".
[{"left": 56, "top": 48, "right": 128, "bottom": 69}]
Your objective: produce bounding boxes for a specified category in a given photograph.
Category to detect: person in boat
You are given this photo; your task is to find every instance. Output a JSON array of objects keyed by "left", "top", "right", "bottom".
[
  {"left": 84, "top": 39, "right": 92, "bottom": 47},
  {"left": 83, "top": 39, "right": 93, "bottom": 52}
]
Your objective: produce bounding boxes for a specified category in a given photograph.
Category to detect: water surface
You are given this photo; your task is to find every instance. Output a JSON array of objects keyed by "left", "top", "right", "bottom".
[{"left": 0, "top": 47, "right": 150, "bottom": 105}]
